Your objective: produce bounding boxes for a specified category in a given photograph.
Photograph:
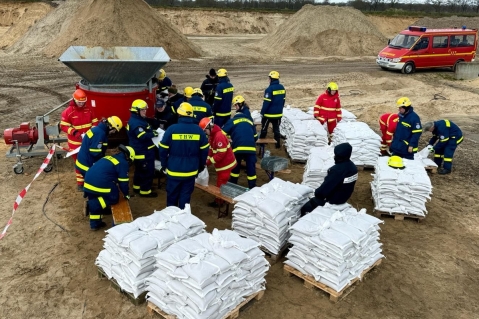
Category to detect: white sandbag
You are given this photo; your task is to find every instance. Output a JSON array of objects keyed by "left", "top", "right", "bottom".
[{"left": 195, "top": 167, "right": 209, "bottom": 186}]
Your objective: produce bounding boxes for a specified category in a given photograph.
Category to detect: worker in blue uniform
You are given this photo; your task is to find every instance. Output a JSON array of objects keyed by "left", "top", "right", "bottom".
[
  {"left": 127, "top": 99, "right": 158, "bottom": 198},
  {"left": 190, "top": 88, "right": 213, "bottom": 124},
  {"left": 213, "top": 68, "right": 234, "bottom": 127},
  {"left": 390, "top": 97, "right": 422, "bottom": 160},
  {"left": 260, "top": 71, "right": 286, "bottom": 149},
  {"left": 154, "top": 69, "right": 173, "bottom": 92},
  {"left": 223, "top": 96, "right": 258, "bottom": 189},
  {"left": 159, "top": 102, "right": 210, "bottom": 209},
  {"left": 84, "top": 145, "right": 135, "bottom": 231},
  {"left": 423, "top": 119, "right": 463, "bottom": 175},
  {"left": 75, "top": 116, "right": 123, "bottom": 180}
]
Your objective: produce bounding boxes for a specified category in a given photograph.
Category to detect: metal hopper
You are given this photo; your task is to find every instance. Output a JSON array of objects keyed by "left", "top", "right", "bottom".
[{"left": 59, "top": 46, "right": 170, "bottom": 86}]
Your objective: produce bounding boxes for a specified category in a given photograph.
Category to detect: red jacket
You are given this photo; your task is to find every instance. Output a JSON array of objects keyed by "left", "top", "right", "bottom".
[
  {"left": 379, "top": 113, "right": 399, "bottom": 147},
  {"left": 206, "top": 124, "right": 237, "bottom": 172},
  {"left": 313, "top": 91, "right": 342, "bottom": 124},
  {"left": 60, "top": 100, "right": 98, "bottom": 149}
]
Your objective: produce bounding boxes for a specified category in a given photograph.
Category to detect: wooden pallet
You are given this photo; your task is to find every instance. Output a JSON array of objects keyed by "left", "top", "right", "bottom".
[
  {"left": 425, "top": 165, "right": 437, "bottom": 174},
  {"left": 356, "top": 164, "right": 375, "bottom": 171},
  {"left": 284, "top": 259, "right": 382, "bottom": 302},
  {"left": 375, "top": 210, "right": 425, "bottom": 222},
  {"left": 147, "top": 290, "right": 265, "bottom": 319},
  {"left": 97, "top": 267, "right": 146, "bottom": 305},
  {"left": 260, "top": 244, "right": 290, "bottom": 265},
  {"left": 111, "top": 195, "right": 133, "bottom": 225}
]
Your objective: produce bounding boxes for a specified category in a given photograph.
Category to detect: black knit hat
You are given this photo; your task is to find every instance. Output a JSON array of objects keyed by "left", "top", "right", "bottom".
[{"left": 209, "top": 68, "right": 216, "bottom": 76}]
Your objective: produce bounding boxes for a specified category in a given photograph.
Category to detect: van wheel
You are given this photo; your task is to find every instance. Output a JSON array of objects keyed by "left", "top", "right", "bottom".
[
  {"left": 453, "top": 60, "right": 464, "bottom": 72},
  {"left": 401, "top": 62, "right": 415, "bottom": 74}
]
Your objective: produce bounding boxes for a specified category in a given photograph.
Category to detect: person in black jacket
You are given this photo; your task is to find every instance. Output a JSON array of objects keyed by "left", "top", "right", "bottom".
[
  {"left": 300, "top": 143, "right": 358, "bottom": 216},
  {"left": 200, "top": 68, "right": 218, "bottom": 107}
]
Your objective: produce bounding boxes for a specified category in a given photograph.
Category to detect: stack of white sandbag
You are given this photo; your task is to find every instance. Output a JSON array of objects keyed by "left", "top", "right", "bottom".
[
  {"left": 146, "top": 229, "right": 269, "bottom": 319},
  {"left": 414, "top": 145, "right": 439, "bottom": 168},
  {"left": 302, "top": 146, "right": 335, "bottom": 189},
  {"left": 307, "top": 107, "right": 357, "bottom": 122},
  {"left": 371, "top": 157, "right": 432, "bottom": 217},
  {"left": 332, "top": 121, "right": 381, "bottom": 166},
  {"left": 286, "top": 203, "right": 384, "bottom": 292},
  {"left": 95, "top": 205, "right": 206, "bottom": 298},
  {"left": 280, "top": 108, "right": 328, "bottom": 161},
  {"left": 232, "top": 178, "right": 313, "bottom": 254}
]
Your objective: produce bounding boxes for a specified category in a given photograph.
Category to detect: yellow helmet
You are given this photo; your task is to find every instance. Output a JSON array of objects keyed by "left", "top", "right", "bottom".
[
  {"left": 232, "top": 95, "right": 245, "bottom": 105},
  {"left": 130, "top": 99, "right": 148, "bottom": 112},
  {"left": 184, "top": 87, "right": 194, "bottom": 98},
  {"left": 177, "top": 102, "right": 194, "bottom": 117},
  {"left": 192, "top": 88, "right": 203, "bottom": 96},
  {"left": 388, "top": 155, "right": 405, "bottom": 169},
  {"left": 269, "top": 71, "right": 280, "bottom": 79},
  {"left": 217, "top": 68, "right": 228, "bottom": 77},
  {"left": 327, "top": 82, "right": 338, "bottom": 91},
  {"left": 107, "top": 116, "right": 123, "bottom": 132},
  {"left": 158, "top": 69, "right": 166, "bottom": 80},
  {"left": 396, "top": 97, "right": 412, "bottom": 108},
  {"left": 119, "top": 144, "right": 135, "bottom": 162}
]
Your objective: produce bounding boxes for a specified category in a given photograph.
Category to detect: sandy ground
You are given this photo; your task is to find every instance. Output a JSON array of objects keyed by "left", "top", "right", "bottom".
[{"left": 1, "top": 4, "right": 479, "bottom": 319}]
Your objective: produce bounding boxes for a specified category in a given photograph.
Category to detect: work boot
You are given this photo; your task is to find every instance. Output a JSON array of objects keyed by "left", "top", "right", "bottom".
[
  {"left": 90, "top": 221, "right": 107, "bottom": 231},
  {"left": 140, "top": 192, "right": 158, "bottom": 198},
  {"left": 438, "top": 168, "right": 451, "bottom": 175}
]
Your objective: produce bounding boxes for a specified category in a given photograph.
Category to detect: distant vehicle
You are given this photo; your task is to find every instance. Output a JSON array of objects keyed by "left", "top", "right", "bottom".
[{"left": 377, "top": 26, "right": 478, "bottom": 74}]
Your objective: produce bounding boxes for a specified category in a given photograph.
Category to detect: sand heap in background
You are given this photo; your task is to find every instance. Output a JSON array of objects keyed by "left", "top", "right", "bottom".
[
  {"left": 0, "top": 2, "right": 53, "bottom": 49},
  {"left": 7, "top": 0, "right": 201, "bottom": 59},
  {"left": 415, "top": 16, "right": 479, "bottom": 30},
  {"left": 256, "top": 4, "right": 387, "bottom": 57}
]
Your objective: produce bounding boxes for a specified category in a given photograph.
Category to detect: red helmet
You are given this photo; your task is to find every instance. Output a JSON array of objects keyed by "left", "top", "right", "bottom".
[
  {"left": 73, "top": 89, "right": 87, "bottom": 103},
  {"left": 199, "top": 117, "right": 212, "bottom": 130}
]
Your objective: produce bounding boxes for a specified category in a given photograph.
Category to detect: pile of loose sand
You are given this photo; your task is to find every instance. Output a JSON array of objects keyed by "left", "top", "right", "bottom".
[
  {"left": 255, "top": 4, "right": 387, "bottom": 57},
  {"left": 7, "top": 0, "right": 201, "bottom": 59},
  {"left": 415, "top": 16, "right": 479, "bottom": 30}
]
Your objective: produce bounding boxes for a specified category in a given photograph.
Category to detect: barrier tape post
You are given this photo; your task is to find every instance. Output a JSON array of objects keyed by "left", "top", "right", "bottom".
[{"left": 0, "top": 145, "right": 56, "bottom": 240}]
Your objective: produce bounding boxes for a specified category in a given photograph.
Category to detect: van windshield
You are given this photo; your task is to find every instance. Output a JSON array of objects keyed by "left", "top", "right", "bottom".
[{"left": 388, "top": 34, "right": 420, "bottom": 49}]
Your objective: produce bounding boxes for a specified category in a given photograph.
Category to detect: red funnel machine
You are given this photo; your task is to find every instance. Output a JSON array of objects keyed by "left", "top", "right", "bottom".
[{"left": 59, "top": 46, "right": 171, "bottom": 126}]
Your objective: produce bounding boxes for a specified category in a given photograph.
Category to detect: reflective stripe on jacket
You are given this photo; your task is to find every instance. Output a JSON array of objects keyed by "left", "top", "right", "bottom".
[
  {"left": 206, "top": 124, "right": 237, "bottom": 172},
  {"left": 60, "top": 100, "right": 98, "bottom": 148},
  {"left": 84, "top": 153, "right": 130, "bottom": 196},
  {"left": 313, "top": 91, "right": 342, "bottom": 123},
  {"left": 390, "top": 106, "right": 422, "bottom": 155},
  {"left": 222, "top": 112, "right": 258, "bottom": 154},
  {"left": 213, "top": 77, "right": 234, "bottom": 116},
  {"left": 261, "top": 79, "right": 285, "bottom": 118}
]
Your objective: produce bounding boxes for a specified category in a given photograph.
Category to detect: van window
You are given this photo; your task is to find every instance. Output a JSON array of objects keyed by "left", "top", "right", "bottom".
[
  {"left": 413, "top": 37, "right": 429, "bottom": 50},
  {"left": 433, "top": 36, "right": 448, "bottom": 48},
  {"left": 389, "top": 34, "right": 420, "bottom": 49},
  {"left": 457, "top": 34, "right": 475, "bottom": 47}
]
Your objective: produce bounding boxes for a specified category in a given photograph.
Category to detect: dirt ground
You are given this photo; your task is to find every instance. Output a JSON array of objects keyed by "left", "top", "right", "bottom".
[{"left": 1, "top": 4, "right": 479, "bottom": 319}]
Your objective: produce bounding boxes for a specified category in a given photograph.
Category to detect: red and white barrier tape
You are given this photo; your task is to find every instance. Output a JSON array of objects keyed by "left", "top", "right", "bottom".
[{"left": 0, "top": 145, "right": 56, "bottom": 240}]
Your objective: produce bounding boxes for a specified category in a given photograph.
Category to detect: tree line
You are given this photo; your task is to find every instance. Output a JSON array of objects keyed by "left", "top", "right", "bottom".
[{"left": 144, "top": 0, "right": 479, "bottom": 15}]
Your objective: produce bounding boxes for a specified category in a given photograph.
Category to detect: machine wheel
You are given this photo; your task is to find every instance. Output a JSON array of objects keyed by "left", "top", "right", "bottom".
[
  {"left": 13, "top": 165, "right": 24, "bottom": 174},
  {"left": 452, "top": 60, "right": 464, "bottom": 72},
  {"left": 44, "top": 164, "right": 54, "bottom": 173},
  {"left": 401, "top": 62, "right": 415, "bottom": 74}
]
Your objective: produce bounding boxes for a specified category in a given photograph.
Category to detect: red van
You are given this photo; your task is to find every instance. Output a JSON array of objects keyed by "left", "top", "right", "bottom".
[{"left": 377, "top": 26, "right": 478, "bottom": 74}]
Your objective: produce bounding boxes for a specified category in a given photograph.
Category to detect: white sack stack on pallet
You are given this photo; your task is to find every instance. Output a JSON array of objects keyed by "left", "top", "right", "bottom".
[
  {"left": 280, "top": 107, "right": 328, "bottom": 161},
  {"left": 146, "top": 229, "right": 269, "bottom": 319},
  {"left": 332, "top": 121, "right": 381, "bottom": 166},
  {"left": 307, "top": 107, "right": 357, "bottom": 122},
  {"left": 232, "top": 178, "right": 313, "bottom": 254},
  {"left": 286, "top": 203, "right": 384, "bottom": 292},
  {"left": 302, "top": 146, "right": 335, "bottom": 189},
  {"left": 371, "top": 157, "right": 433, "bottom": 217},
  {"left": 95, "top": 205, "right": 206, "bottom": 298}
]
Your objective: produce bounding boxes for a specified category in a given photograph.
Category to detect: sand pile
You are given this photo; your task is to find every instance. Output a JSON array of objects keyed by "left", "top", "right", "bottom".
[
  {"left": 256, "top": 4, "right": 387, "bottom": 57},
  {"left": 7, "top": 0, "right": 201, "bottom": 59},
  {"left": 415, "top": 16, "right": 479, "bottom": 31}
]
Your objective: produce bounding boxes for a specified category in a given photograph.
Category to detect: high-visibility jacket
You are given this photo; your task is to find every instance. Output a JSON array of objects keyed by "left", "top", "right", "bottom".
[
  {"left": 60, "top": 100, "right": 98, "bottom": 149},
  {"left": 157, "top": 77, "right": 172, "bottom": 92},
  {"left": 83, "top": 153, "right": 130, "bottom": 197},
  {"left": 206, "top": 124, "right": 237, "bottom": 172},
  {"left": 213, "top": 77, "right": 234, "bottom": 117},
  {"left": 379, "top": 113, "right": 399, "bottom": 148},
  {"left": 126, "top": 112, "right": 156, "bottom": 158},
  {"left": 429, "top": 119, "right": 463, "bottom": 151},
  {"left": 159, "top": 117, "right": 210, "bottom": 179},
  {"left": 261, "top": 79, "right": 286, "bottom": 119},
  {"left": 314, "top": 91, "right": 342, "bottom": 124},
  {"left": 390, "top": 106, "right": 422, "bottom": 155},
  {"left": 190, "top": 96, "right": 213, "bottom": 123},
  {"left": 222, "top": 112, "right": 258, "bottom": 154},
  {"left": 75, "top": 121, "right": 109, "bottom": 172}
]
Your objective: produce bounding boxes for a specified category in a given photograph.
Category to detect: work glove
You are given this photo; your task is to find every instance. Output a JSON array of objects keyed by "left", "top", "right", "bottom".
[
  {"left": 160, "top": 168, "right": 167, "bottom": 175},
  {"left": 124, "top": 195, "right": 130, "bottom": 201},
  {"left": 153, "top": 130, "right": 159, "bottom": 137}
]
